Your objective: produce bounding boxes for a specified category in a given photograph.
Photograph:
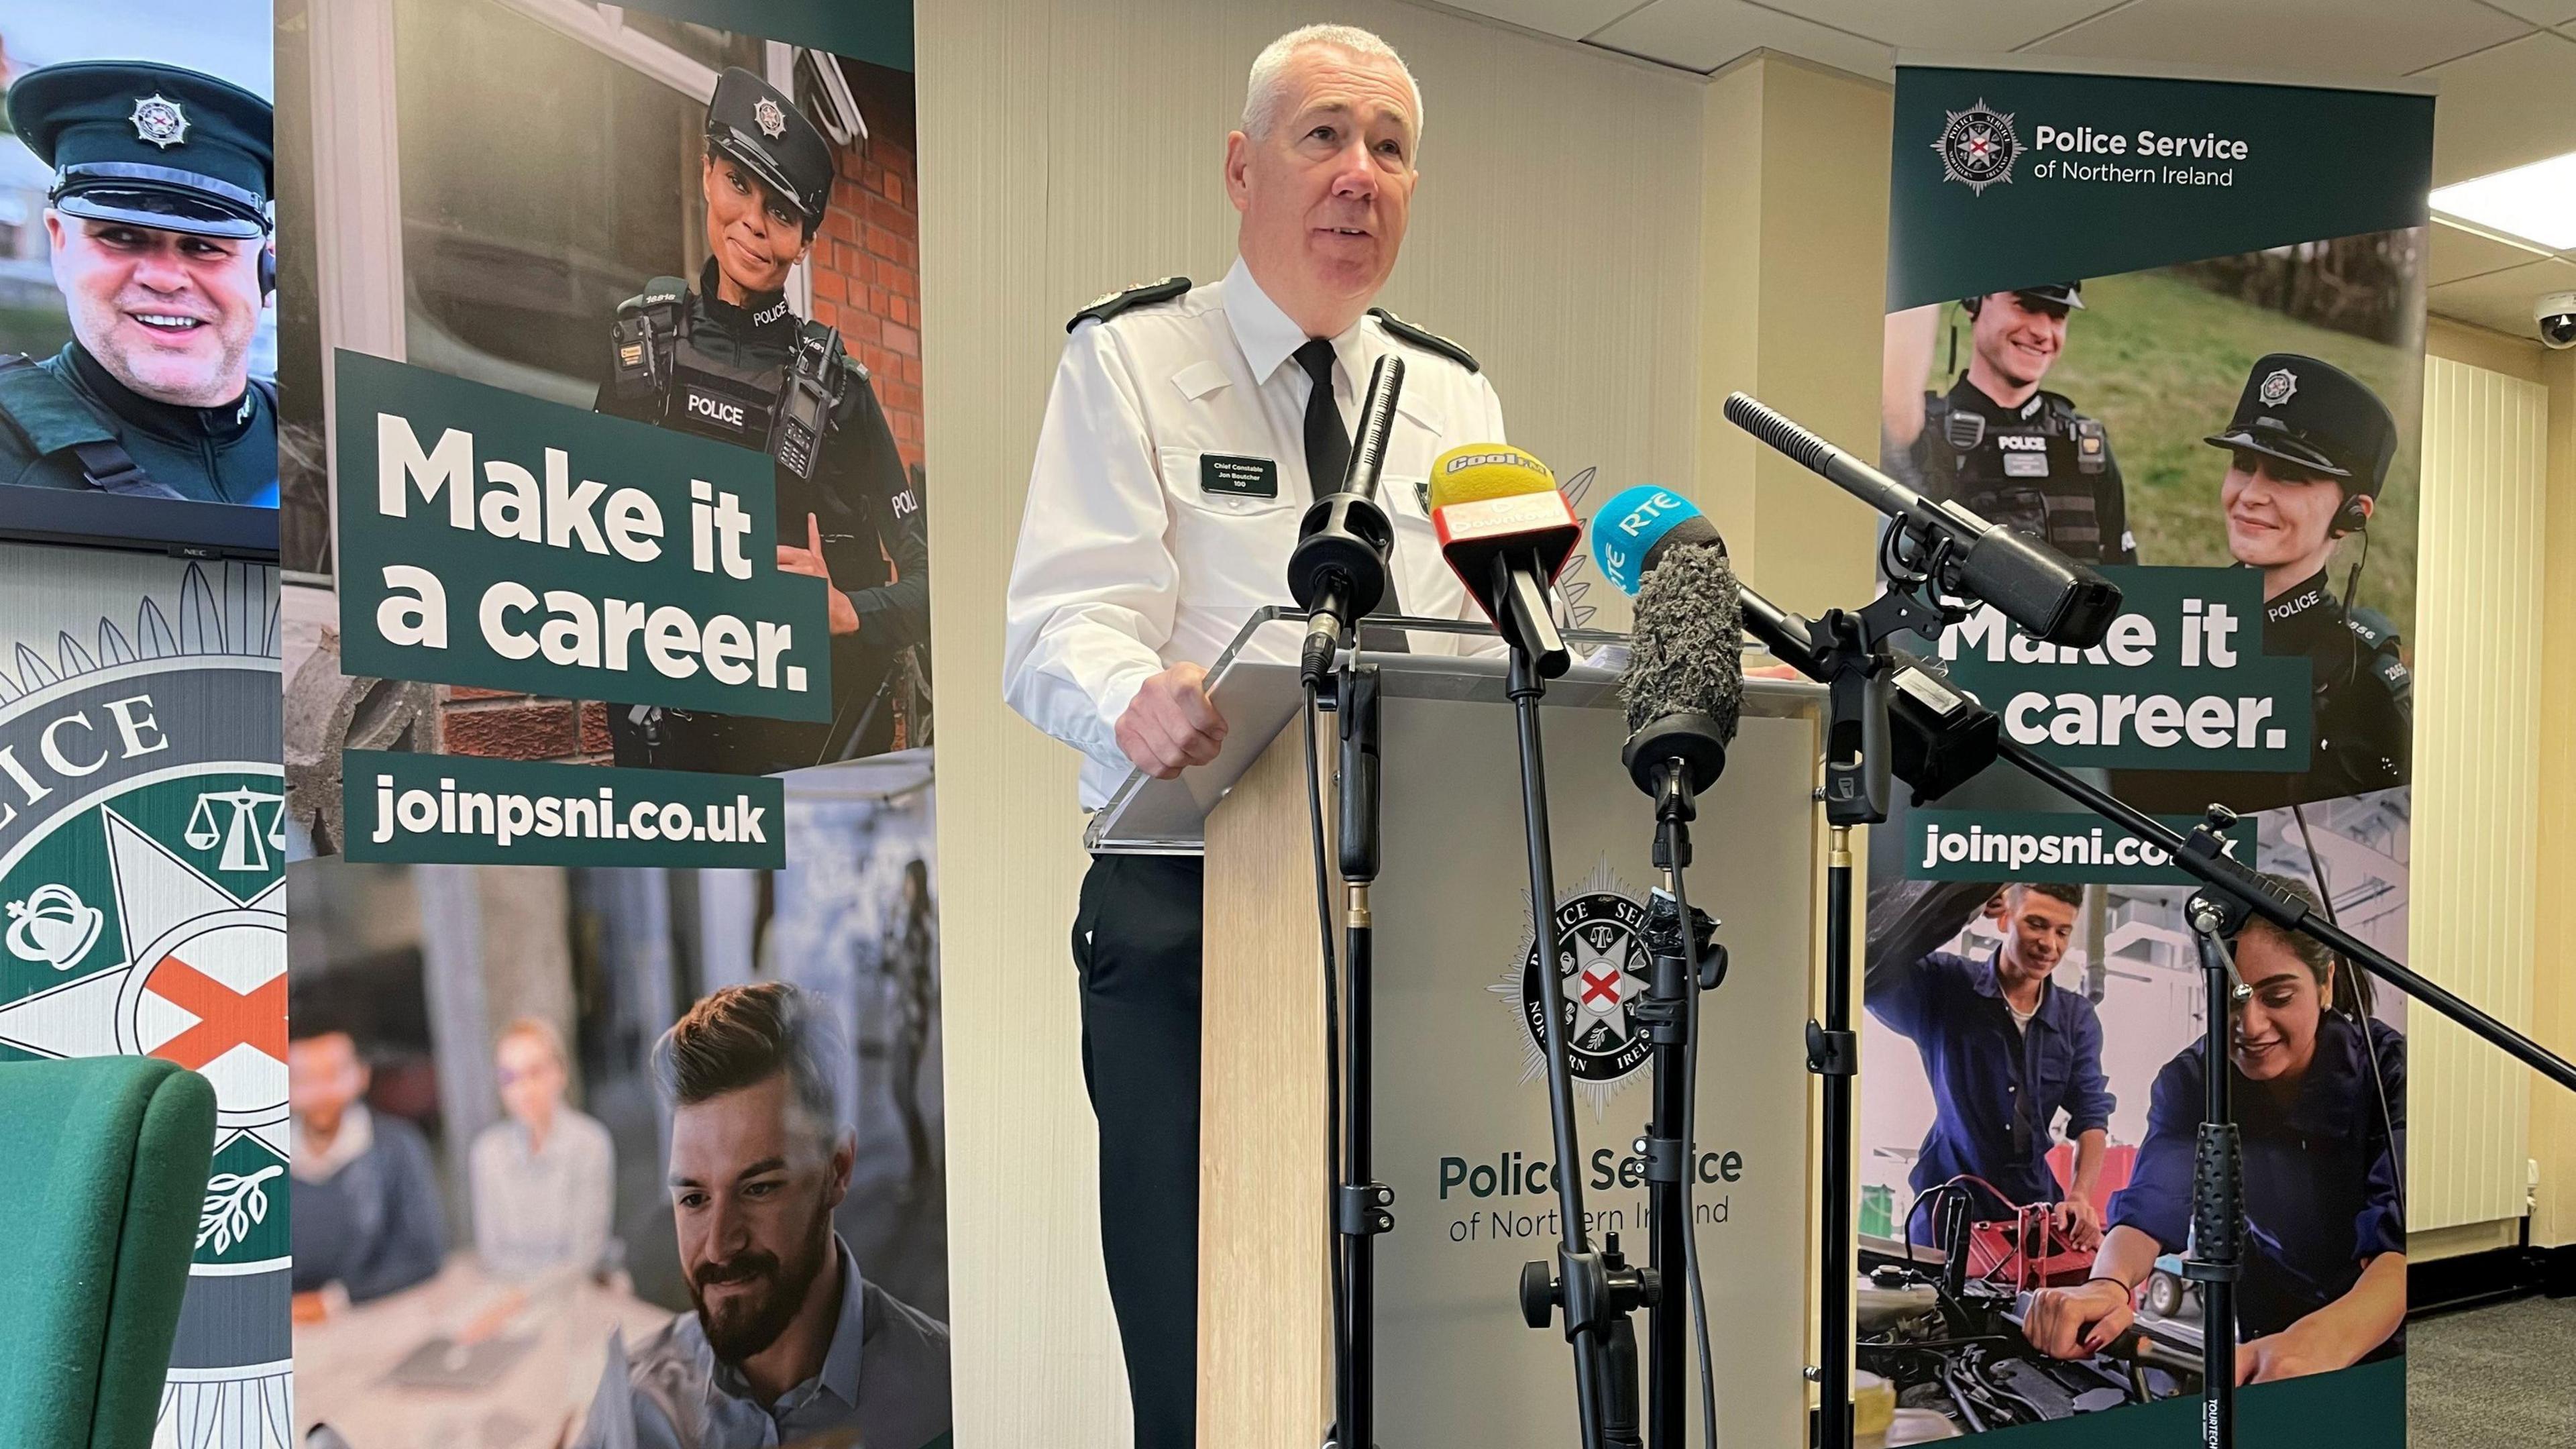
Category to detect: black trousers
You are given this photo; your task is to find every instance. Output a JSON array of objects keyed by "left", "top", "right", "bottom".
[{"left": 1072, "top": 852, "right": 1205, "bottom": 1449}]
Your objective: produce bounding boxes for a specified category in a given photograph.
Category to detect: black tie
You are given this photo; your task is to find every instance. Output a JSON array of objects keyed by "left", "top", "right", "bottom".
[
  {"left": 1295, "top": 337, "right": 1350, "bottom": 494},
  {"left": 1293, "top": 337, "right": 1407, "bottom": 643}
]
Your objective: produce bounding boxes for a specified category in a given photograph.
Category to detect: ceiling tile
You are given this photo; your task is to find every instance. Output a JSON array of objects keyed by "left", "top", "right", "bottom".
[
  {"left": 2426, "top": 220, "right": 2561, "bottom": 286},
  {"left": 2027, "top": 0, "right": 2532, "bottom": 76},
  {"left": 2481, "top": 0, "right": 2576, "bottom": 23},
  {"left": 2426, "top": 253, "right": 2576, "bottom": 337},
  {"left": 2424, "top": 30, "right": 2576, "bottom": 185},
  {"left": 1436, "top": 0, "right": 1669, "bottom": 42},
  {"left": 1589, "top": 0, "right": 1895, "bottom": 78},
  {"left": 1751, "top": 0, "right": 2129, "bottom": 52}
]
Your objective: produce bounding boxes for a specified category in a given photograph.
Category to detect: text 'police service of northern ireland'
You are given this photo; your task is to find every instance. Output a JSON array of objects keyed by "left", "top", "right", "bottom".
[
  {"left": 2028, "top": 124, "right": 2250, "bottom": 187},
  {"left": 364, "top": 415, "right": 811, "bottom": 698}
]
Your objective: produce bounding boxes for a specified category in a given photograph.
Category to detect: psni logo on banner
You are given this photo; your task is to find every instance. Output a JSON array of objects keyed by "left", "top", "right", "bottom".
[{"left": 1933, "top": 99, "right": 2021, "bottom": 195}]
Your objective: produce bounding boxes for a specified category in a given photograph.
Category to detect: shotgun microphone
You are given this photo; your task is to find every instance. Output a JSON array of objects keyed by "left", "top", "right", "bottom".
[{"left": 1721, "top": 392, "right": 2122, "bottom": 648}]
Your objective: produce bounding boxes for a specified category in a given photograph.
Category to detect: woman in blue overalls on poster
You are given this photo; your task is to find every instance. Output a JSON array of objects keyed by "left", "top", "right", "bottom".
[{"left": 2021, "top": 873, "right": 2406, "bottom": 1385}]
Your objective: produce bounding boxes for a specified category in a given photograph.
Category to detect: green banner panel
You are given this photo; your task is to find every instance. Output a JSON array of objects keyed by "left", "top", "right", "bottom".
[
  {"left": 1892, "top": 66, "right": 2432, "bottom": 311},
  {"left": 333, "top": 351, "right": 832, "bottom": 723},
  {"left": 341, "top": 749, "right": 785, "bottom": 868}
]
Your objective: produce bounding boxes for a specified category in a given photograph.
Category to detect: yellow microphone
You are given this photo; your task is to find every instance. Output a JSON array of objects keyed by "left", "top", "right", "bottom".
[
  {"left": 1428, "top": 444, "right": 1556, "bottom": 510},
  {"left": 1428, "top": 443, "right": 1574, "bottom": 674}
]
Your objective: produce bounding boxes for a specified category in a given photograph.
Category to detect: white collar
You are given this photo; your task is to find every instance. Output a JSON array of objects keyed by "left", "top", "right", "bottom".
[{"left": 1221, "top": 256, "right": 1366, "bottom": 388}]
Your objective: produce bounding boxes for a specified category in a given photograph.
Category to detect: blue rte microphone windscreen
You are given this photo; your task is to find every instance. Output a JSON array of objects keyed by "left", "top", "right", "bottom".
[{"left": 1590, "top": 485, "right": 1723, "bottom": 597}]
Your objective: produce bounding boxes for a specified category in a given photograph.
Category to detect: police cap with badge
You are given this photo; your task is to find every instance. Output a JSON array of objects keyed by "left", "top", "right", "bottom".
[
  {"left": 2205, "top": 352, "right": 2398, "bottom": 528},
  {"left": 7, "top": 60, "right": 274, "bottom": 258},
  {"left": 704, "top": 66, "right": 834, "bottom": 233},
  {"left": 1964, "top": 280, "right": 2084, "bottom": 315}
]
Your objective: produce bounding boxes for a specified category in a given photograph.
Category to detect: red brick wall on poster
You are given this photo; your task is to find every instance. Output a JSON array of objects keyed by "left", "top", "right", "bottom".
[
  {"left": 428, "top": 60, "right": 923, "bottom": 767},
  {"left": 806, "top": 129, "right": 922, "bottom": 470}
]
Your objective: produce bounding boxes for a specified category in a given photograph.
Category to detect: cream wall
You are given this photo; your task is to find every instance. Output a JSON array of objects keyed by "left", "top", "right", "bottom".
[
  {"left": 2407, "top": 336, "right": 2553, "bottom": 1252},
  {"left": 916, "top": 6, "right": 1721, "bottom": 1443},
  {"left": 2534, "top": 343, "right": 2576, "bottom": 1250},
  {"left": 1697, "top": 56, "right": 1892, "bottom": 621}
]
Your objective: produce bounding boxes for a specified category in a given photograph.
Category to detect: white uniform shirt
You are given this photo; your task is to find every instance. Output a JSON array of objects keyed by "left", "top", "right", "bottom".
[{"left": 1004, "top": 258, "right": 1510, "bottom": 810}]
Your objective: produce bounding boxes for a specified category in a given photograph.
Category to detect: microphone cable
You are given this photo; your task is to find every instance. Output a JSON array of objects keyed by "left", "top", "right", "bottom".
[{"left": 1303, "top": 680, "right": 1350, "bottom": 1426}]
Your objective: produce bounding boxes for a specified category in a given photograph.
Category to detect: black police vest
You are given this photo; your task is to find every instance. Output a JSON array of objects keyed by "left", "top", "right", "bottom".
[
  {"left": 610, "top": 285, "right": 847, "bottom": 486},
  {"left": 2265, "top": 573, "right": 2410, "bottom": 795},
  {"left": 1919, "top": 388, "right": 2112, "bottom": 560}
]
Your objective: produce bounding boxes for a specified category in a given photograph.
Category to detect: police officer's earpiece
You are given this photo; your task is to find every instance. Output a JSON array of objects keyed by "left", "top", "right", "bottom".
[
  {"left": 2332, "top": 492, "right": 2371, "bottom": 537},
  {"left": 259, "top": 244, "right": 276, "bottom": 303},
  {"left": 1960, "top": 295, "right": 1983, "bottom": 319}
]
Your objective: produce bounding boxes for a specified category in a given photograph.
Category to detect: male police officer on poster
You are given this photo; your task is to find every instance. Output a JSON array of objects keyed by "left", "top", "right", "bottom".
[
  {"left": 596, "top": 65, "right": 927, "bottom": 774},
  {"left": 1001, "top": 25, "right": 1508, "bottom": 1447},
  {"left": 2121, "top": 352, "right": 2410, "bottom": 814},
  {"left": 0, "top": 61, "right": 276, "bottom": 504},
  {"left": 1884, "top": 283, "right": 2135, "bottom": 564}
]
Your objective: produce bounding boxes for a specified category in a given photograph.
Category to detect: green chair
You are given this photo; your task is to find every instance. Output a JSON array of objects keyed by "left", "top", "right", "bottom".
[{"left": 0, "top": 1056, "right": 217, "bottom": 1449}]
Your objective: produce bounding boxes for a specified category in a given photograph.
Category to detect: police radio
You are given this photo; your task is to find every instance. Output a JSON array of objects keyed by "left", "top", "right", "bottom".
[
  {"left": 611, "top": 276, "right": 687, "bottom": 405},
  {"left": 773, "top": 325, "right": 847, "bottom": 482}
]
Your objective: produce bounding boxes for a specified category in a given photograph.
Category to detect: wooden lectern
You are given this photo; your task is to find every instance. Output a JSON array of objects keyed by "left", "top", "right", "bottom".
[{"left": 1087, "top": 613, "right": 1827, "bottom": 1449}]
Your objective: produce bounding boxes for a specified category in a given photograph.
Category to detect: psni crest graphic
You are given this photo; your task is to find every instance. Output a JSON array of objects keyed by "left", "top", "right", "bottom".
[{"left": 0, "top": 558, "right": 286, "bottom": 1447}]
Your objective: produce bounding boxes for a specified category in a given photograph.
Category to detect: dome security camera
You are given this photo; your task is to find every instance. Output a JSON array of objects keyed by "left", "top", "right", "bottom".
[{"left": 2540, "top": 291, "right": 2576, "bottom": 351}]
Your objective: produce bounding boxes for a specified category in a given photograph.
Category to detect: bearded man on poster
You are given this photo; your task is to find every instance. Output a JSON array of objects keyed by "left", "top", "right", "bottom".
[{"left": 574, "top": 982, "right": 950, "bottom": 1449}]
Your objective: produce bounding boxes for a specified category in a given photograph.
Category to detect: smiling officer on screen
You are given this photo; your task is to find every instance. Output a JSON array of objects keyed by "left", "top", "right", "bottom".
[
  {"left": 595, "top": 65, "right": 927, "bottom": 774},
  {"left": 1886, "top": 282, "right": 2134, "bottom": 564},
  {"left": 2120, "top": 352, "right": 2410, "bottom": 814},
  {"left": 1001, "top": 23, "right": 1508, "bottom": 1447},
  {"left": 0, "top": 61, "right": 276, "bottom": 504}
]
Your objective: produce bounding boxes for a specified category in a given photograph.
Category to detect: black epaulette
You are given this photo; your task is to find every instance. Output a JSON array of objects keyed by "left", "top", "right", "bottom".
[
  {"left": 800, "top": 319, "right": 868, "bottom": 383},
  {"left": 1368, "top": 308, "right": 1479, "bottom": 373},
  {"left": 618, "top": 275, "right": 690, "bottom": 319},
  {"left": 1067, "top": 277, "right": 1191, "bottom": 333},
  {"left": 2345, "top": 604, "right": 2400, "bottom": 655}
]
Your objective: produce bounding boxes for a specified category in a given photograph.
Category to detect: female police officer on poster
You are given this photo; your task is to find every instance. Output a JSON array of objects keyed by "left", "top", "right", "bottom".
[
  {"left": 594, "top": 65, "right": 927, "bottom": 774},
  {"left": 2021, "top": 875, "right": 2406, "bottom": 1386},
  {"left": 2118, "top": 352, "right": 2410, "bottom": 815}
]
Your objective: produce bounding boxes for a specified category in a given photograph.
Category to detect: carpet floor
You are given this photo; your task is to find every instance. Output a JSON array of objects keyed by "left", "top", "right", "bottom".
[{"left": 2408, "top": 1295, "right": 2576, "bottom": 1447}]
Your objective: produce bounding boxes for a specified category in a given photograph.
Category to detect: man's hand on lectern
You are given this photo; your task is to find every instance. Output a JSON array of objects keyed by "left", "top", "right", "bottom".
[{"left": 1117, "top": 662, "right": 1228, "bottom": 780}]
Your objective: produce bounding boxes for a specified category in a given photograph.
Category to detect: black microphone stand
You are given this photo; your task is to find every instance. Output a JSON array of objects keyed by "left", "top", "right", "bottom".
[
  {"left": 2181, "top": 883, "right": 2249, "bottom": 1449},
  {"left": 1501, "top": 585, "right": 1652, "bottom": 1449},
  {"left": 1785, "top": 579, "right": 1958, "bottom": 1449},
  {"left": 1324, "top": 660, "right": 1394, "bottom": 1449},
  {"left": 1619, "top": 718, "right": 1731, "bottom": 1449},
  {"left": 1290, "top": 355, "right": 1401, "bottom": 1449}
]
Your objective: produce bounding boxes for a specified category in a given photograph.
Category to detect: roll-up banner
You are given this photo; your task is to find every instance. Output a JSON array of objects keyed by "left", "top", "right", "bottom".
[
  {"left": 273, "top": 3, "right": 951, "bottom": 1446},
  {"left": 1864, "top": 60, "right": 2427, "bottom": 1444}
]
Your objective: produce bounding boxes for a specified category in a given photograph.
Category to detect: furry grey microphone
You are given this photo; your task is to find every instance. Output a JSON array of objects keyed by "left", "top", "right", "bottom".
[
  {"left": 1617, "top": 541, "right": 1743, "bottom": 798},
  {"left": 1623, "top": 543, "right": 1743, "bottom": 739}
]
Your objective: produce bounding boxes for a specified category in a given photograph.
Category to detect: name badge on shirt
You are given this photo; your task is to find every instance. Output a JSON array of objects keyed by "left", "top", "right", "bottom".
[{"left": 1200, "top": 453, "right": 1279, "bottom": 500}]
